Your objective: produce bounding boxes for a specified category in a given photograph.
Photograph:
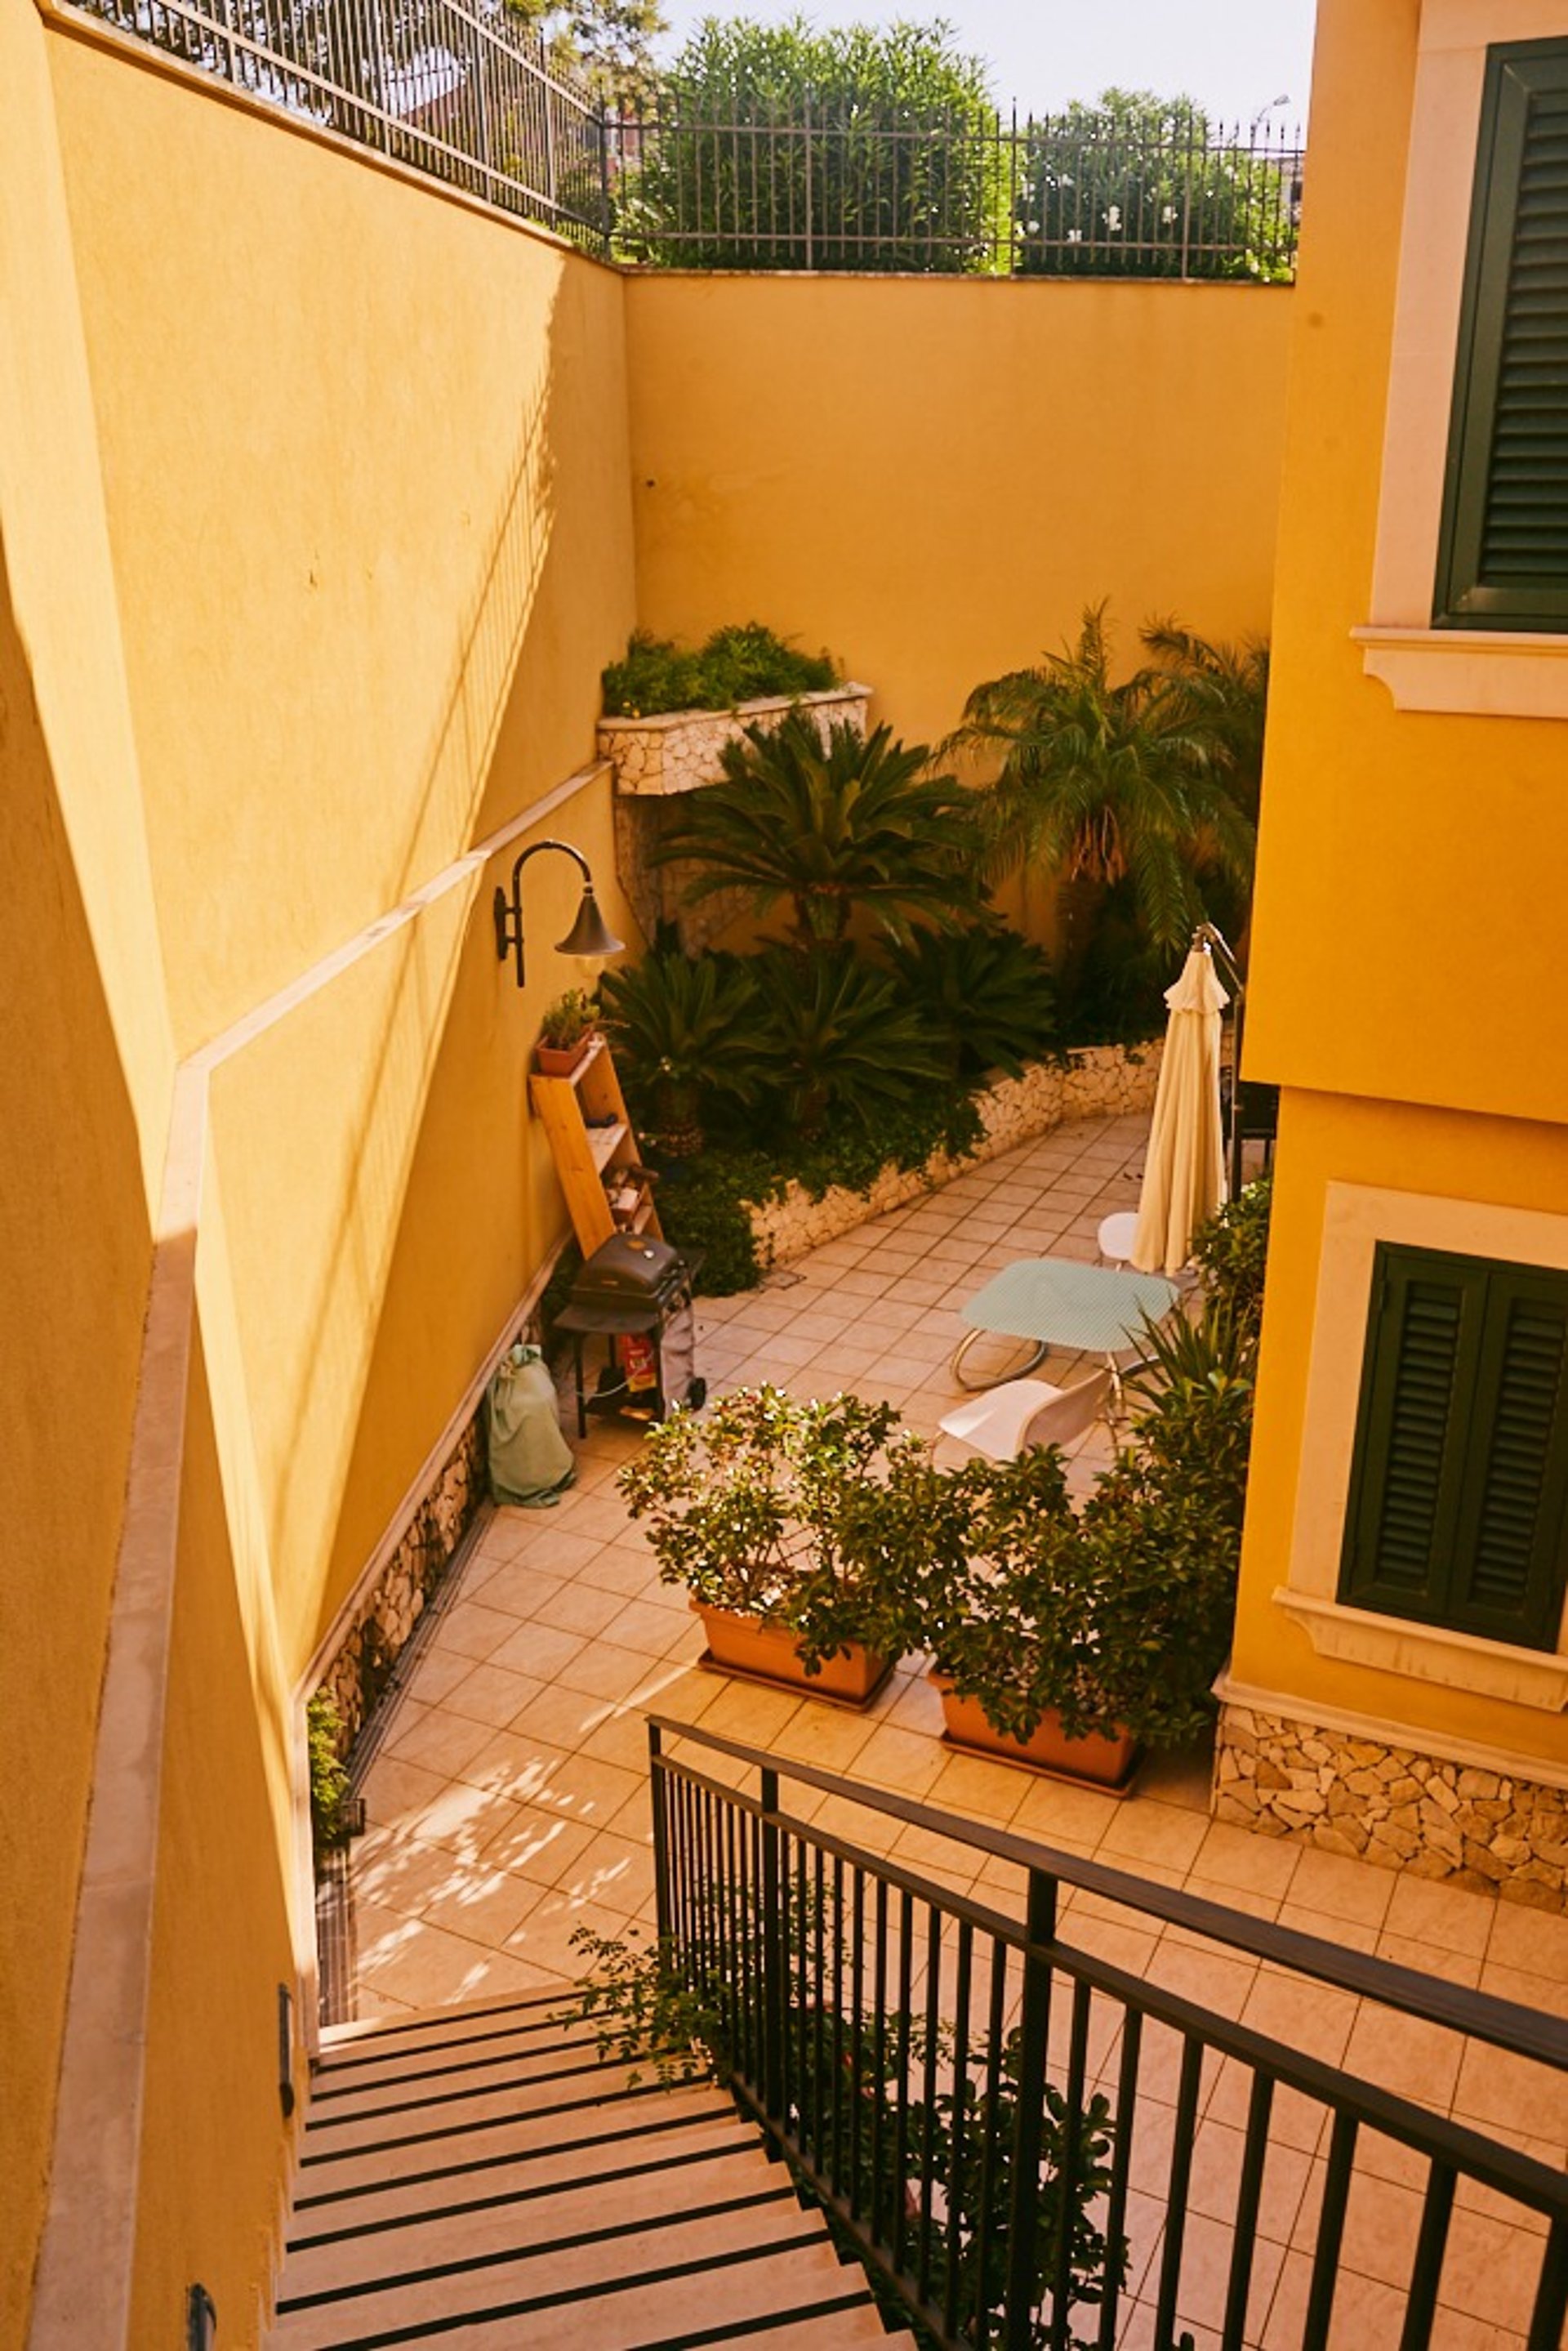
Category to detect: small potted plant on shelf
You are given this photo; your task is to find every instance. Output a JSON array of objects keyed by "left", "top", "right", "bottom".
[
  {"left": 535, "top": 986, "right": 600, "bottom": 1077},
  {"left": 617, "top": 1384, "right": 922, "bottom": 1706}
]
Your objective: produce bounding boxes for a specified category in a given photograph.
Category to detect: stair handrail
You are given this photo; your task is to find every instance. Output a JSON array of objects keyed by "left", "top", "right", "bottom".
[{"left": 646, "top": 1715, "right": 1568, "bottom": 2071}]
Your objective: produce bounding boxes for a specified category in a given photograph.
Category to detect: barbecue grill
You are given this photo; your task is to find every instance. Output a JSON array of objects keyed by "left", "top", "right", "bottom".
[{"left": 554, "top": 1233, "right": 705, "bottom": 1434}]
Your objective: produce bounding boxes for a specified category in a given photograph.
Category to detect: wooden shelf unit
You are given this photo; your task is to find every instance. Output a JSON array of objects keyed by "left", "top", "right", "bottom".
[{"left": 529, "top": 1035, "right": 662, "bottom": 1256}]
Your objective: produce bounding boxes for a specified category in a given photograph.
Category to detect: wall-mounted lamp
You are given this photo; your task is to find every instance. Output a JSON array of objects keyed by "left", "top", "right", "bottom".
[
  {"left": 493, "top": 839, "right": 623, "bottom": 990},
  {"left": 186, "top": 2282, "right": 217, "bottom": 2351}
]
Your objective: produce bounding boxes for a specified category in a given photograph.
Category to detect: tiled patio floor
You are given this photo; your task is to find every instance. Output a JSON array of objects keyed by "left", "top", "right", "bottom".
[{"left": 349, "top": 1109, "right": 1567, "bottom": 2350}]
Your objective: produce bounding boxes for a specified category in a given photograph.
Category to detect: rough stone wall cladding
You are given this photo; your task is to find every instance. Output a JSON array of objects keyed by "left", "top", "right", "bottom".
[
  {"left": 606, "top": 687, "right": 871, "bottom": 953},
  {"left": 747, "top": 1042, "right": 1162, "bottom": 1268},
  {"left": 318, "top": 1411, "right": 487, "bottom": 1752},
  {"left": 1215, "top": 1706, "right": 1568, "bottom": 1911}
]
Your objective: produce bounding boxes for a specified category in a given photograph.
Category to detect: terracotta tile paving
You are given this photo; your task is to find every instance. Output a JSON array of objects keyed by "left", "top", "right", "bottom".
[{"left": 350, "top": 1109, "right": 1565, "bottom": 2346}]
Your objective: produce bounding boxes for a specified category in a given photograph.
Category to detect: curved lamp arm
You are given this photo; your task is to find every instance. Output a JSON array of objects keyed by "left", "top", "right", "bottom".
[{"left": 493, "top": 839, "right": 623, "bottom": 990}]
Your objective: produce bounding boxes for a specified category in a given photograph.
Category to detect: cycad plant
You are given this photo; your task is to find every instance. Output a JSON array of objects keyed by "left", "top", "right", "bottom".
[
  {"left": 881, "top": 923, "right": 1058, "bottom": 1079},
  {"left": 653, "top": 711, "right": 984, "bottom": 952},
  {"left": 598, "top": 947, "right": 767, "bottom": 1157},
  {"left": 951, "top": 603, "right": 1257, "bottom": 979},
  {"left": 750, "top": 948, "right": 947, "bottom": 1136}
]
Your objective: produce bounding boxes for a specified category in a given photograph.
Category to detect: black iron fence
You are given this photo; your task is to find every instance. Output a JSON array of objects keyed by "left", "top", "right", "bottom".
[
  {"left": 606, "top": 106, "right": 1302, "bottom": 279},
  {"left": 648, "top": 1717, "right": 1568, "bottom": 2351},
  {"left": 69, "top": 0, "right": 609, "bottom": 250},
  {"left": 53, "top": 0, "right": 1303, "bottom": 282}
]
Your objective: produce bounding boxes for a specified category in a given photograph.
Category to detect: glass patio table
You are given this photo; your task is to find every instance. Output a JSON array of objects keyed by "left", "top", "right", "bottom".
[{"left": 951, "top": 1256, "right": 1183, "bottom": 1391}]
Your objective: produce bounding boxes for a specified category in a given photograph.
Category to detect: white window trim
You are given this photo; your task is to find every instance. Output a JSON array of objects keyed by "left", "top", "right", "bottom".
[
  {"left": 1275, "top": 1179, "right": 1568, "bottom": 1711},
  {"left": 1361, "top": 1, "right": 1568, "bottom": 718}
]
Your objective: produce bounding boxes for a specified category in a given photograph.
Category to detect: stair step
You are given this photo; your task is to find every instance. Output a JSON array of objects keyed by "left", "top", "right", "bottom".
[
  {"left": 307, "top": 2023, "right": 608, "bottom": 2117},
  {"left": 296, "top": 2072, "right": 724, "bottom": 2197},
  {"left": 301, "top": 2050, "right": 684, "bottom": 2155},
  {"left": 289, "top": 2104, "right": 743, "bottom": 2237},
  {"left": 318, "top": 1987, "right": 568, "bottom": 2057},
  {"left": 283, "top": 2133, "right": 773, "bottom": 2298},
  {"left": 267, "top": 2199, "right": 841, "bottom": 2349},
  {"left": 312, "top": 2005, "right": 596, "bottom": 2098}
]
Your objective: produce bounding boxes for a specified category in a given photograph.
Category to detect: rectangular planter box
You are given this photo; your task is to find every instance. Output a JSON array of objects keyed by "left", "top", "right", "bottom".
[
  {"left": 694, "top": 1600, "right": 895, "bottom": 1710},
  {"left": 931, "top": 1673, "right": 1140, "bottom": 1791}
]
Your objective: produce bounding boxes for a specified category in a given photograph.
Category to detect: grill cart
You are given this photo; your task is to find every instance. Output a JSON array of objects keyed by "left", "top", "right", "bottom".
[{"left": 554, "top": 1233, "right": 706, "bottom": 1436}]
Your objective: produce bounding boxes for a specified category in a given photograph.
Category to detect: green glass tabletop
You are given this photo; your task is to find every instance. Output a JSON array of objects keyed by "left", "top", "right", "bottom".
[{"left": 960, "top": 1258, "right": 1181, "bottom": 1353}]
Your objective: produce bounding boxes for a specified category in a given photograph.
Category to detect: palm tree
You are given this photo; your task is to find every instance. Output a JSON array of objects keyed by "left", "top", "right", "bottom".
[
  {"left": 599, "top": 947, "right": 768, "bottom": 1157},
  {"left": 751, "top": 948, "right": 947, "bottom": 1137},
  {"left": 1141, "top": 619, "right": 1270, "bottom": 823},
  {"left": 652, "top": 711, "right": 984, "bottom": 952},
  {"left": 950, "top": 604, "right": 1258, "bottom": 973}
]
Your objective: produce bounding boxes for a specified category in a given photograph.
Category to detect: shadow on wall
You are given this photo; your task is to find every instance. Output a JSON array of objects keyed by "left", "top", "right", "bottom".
[
  {"left": 0, "top": 524, "right": 158, "bottom": 2339},
  {"left": 207, "top": 289, "right": 610, "bottom": 1668}
]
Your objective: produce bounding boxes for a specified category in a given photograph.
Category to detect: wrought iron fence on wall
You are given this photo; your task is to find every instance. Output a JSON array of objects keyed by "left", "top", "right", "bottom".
[
  {"left": 70, "top": 0, "right": 610, "bottom": 250},
  {"left": 56, "top": 0, "right": 1304, "bottom": 283},
  {"left": 605, "top": 104, "right": 1303, "bottom": 279}
]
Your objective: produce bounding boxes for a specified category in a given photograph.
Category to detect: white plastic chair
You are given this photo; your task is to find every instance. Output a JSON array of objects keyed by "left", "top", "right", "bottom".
[
  {"left": 1097, "top": 1210, "right": 1139, "bottom": 1267},
  {"left": 938, "top": 1367, "right": 1112, "bottom": 1461}
]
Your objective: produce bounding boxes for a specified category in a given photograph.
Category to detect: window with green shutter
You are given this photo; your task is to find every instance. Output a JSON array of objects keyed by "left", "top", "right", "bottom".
[
  {"left": 1339, "top": 1244, "right": 1568, "bottom": 1650},
  {"left": 1435, "top": 38, "right": 1568, "bottom": 630}
]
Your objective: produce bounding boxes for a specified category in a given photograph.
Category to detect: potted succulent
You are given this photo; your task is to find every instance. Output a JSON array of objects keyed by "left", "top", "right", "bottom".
[
  {"left": 616, "top": 1384, "right": 922, "bottom": 1705},
  {"left": 535, "top": 986, "right": 600, "bottom": 1077},
  {"left": 915, "top": 1303, "right": 1254, "bottom": 1787}
]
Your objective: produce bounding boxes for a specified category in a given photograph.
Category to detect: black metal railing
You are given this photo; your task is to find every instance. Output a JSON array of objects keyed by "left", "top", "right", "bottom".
[
  {"left": 605, "top": 107, "right": 1303, "bottom": 279},
  {"left": 65, "top": 0, "right": 610, "bottom": 250},
  {"left": 648, "top": 1717, "right": 1568, "bottom": 2351},
  {"left": 47, "top": 2, "right": 1304, "bottom": 284}
]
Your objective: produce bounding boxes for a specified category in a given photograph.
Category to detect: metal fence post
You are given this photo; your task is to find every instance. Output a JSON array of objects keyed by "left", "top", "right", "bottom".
[
  {"left": 648, "top": 1721, "right": 672, "bottom": 1943},
  {"left": 760, "top": 1763, "right": 786, "bottom": 2126},
  {"left": 1004, "top": 1865, "right": 1058, "bottom": 2351},
  {"left": 803, "top": 91, "right": 813, "bottom": 270}
]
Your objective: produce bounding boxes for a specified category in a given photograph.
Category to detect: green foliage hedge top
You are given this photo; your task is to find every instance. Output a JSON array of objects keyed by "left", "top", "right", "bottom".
[{"left": 601, "top": 624, "right": 838, "bottom": 718}]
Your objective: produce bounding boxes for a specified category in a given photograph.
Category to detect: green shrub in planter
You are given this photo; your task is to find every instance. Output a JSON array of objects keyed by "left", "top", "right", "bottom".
[
  {"left": 599, "top": 948, "right": 768, "bottom": 1156},
  {"left": 601, "top": 623, "right": 838, "bottom": 718},
  {"left": 882, "top": 921, "right": 1058, "bottom": 1078},
  {"left": 617, "top": 1383, "right": 928, "bottom": 1673}
]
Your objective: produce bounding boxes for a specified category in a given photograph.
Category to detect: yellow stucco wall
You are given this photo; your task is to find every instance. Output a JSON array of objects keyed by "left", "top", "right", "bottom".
[
  {"left": 49, "top": 30, "right": 638, "bottom": 1058},
  {"left": 1236, "top": 1089, "right": 1568, "bottom": 1766},
  {"left": 1237, "top": 0, "right": 1568, "bottom": 1764},
  {"left": 623, "top": 273, "right": 1293, "bottom": 756},
  {"left": 1245, "top": 0, "right": 1568, "bottom": 1131}
]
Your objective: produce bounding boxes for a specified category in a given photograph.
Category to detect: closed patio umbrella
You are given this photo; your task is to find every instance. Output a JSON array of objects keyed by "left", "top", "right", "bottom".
[{"left": 1130, "top": 937, "right": 1229, "bottom": 1277}]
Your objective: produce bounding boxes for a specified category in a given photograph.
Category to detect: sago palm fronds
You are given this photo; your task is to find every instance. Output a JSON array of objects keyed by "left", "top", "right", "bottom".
[{"left": 653, "top": 711, "right": 984, "bottom": 950}]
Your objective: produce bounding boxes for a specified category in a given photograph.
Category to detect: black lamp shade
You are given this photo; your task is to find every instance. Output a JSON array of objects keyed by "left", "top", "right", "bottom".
[{"left": 555, "top": 886, "right": 623, "bottom": 961}]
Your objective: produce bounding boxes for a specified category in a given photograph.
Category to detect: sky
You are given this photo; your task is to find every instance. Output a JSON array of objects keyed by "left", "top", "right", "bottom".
[{"left": 653, "top": 1, "right": 1321, "bottom": 130}]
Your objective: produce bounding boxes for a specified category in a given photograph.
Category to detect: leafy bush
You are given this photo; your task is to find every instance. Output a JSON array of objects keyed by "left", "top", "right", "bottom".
[
  {"left": 1190, "top": 1169, "right": 1272, "bottom": 1332},
  {"left": 601, "top": 623, "right": 837, "bottom": 718},
  {"left": 599, "top": 947, "right": 767, "bottom": 1153},
  {"left": 306, "top": 1689, "right": 354, "bottom": 1864},
  {"left": 882, "top": 923, "right": 1058, "bottom": 1078},
  {"left": 538, "top": 985, "right": 599, "bottom": 1050},
  {"left": 655, "top": 712, "right": 983, "bottom": 951},
  {"left": 617, "top": 1383, "right": 924, "bottom": 1671},
  {"left": 748, "top": 947, "right": 947, "bottom": 1136},
  {"left": 616, "top": 18, "right": 1008, "bottom": 274},
  {"left": 1016, "top": 91, "right": 1296, "bottom": 283}
]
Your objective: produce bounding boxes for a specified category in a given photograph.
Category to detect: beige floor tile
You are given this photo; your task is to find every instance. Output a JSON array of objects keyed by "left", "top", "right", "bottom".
[
  {"left": 1341, "top": 2005, "right": 1464, "bottom": 2109},
  {"left": 457, "top": 1725, "right": 578, "bottom": 1805},
  {"left": 598, "top": 1597, "right": 693, "bottom": 1657},
  {"left": 1283, "top": 1847, "right": 1397, "bottom": 1929},
  {"left": 440, "top": 1659, "right": 548, "bottom": 1730},
  {"left": 1098, "top": 1800, "right": 1212, "bottom": 1877},
  {"left": 381, "top": 1704, "right": 502, "bottom": 1782},
  {"left": 1383, "top": 1871, "right": 1497, "bottom": 1959},
  {"left": 427, "top": 1597, "right": 528, "bottom": 1662},
  {"left": 550, "top": 1640, "right": 664, "bottom": 1706},
  {"left": 1485, "top": 1900, "right": 1568, "bottom": 1980},
  {"left": 506, "top": 1680, "right": 629, "bottom": 1754},
  {"left": 419, "top": 1866, "right": 548, "bottom": 1947},
  {"left": 486, "top": 1618, "right": 586, "bottom": 1682},
  {"left": 1191, "top": 1820, "right": 1301, "bottom": 1902},
  {"left": 354, "top": 1898, "right": 560, "bottom": 2008},
  {"left": 478, "top": 1804, "right": 600, "bottom": 1888}
]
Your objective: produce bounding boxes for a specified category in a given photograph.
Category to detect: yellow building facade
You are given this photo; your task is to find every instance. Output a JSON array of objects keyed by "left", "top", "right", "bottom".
[{"left": 1227, "top": 0, "right": 1568, "bottom": 1886}]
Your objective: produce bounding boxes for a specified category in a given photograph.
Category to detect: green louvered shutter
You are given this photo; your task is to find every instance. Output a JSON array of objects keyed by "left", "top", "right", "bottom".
[
  {"left": 1436, "top": 40, "right": 1568, "bottom": 629},
  {"left": 1340, "top": 1250, "right": 1486, "bottom": 1619},
  {"left": 1450, "top": 1272, "right": 1568, "bottom": 1644},
  {"left": 1340, "top": 1246, "right": 1568, "bottom": 1653}
]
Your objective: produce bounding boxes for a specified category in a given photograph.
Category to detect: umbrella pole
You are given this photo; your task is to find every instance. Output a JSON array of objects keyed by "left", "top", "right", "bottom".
[{"left": 1192, "top": 921, "right": 1247, "bottom": 1199}]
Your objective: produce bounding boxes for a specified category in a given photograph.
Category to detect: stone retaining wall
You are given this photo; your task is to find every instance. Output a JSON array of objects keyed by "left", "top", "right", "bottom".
[
  {"left": 317, "top": 1410, "right": 487, "bottom": 1753},
  {"left": 604, "top": 684, "right": 871, "bottom": 953},
  {"left": 1214, "top": 1703, "right": 1568, "bottom": 1911},
  {"left": 746, "top": 1041, "right": 1162, "bottom": 1269}
]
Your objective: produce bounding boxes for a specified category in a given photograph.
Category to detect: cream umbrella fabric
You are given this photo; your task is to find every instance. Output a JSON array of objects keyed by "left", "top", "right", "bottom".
[{"left": 1129, "top": 941, "right": 1229, "bottom": 1276}]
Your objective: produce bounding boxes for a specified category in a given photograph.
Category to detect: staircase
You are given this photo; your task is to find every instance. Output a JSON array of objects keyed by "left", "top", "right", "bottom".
[{"left": 267, "top": 1991, "right": 911, "bottom": 2349}]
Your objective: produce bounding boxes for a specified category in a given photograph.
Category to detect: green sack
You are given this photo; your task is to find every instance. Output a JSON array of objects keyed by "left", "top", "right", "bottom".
[{"left": 485, "top": 1345, "right": 576, "bottom": 1509}]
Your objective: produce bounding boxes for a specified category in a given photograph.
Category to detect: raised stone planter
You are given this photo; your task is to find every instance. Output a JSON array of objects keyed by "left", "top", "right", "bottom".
[
  {"left": 603, "top": 682, "right": 872, "bottom": 952},
  {"left": 745, "top": 1041, "right": 1161, "bottom": 1271},
  {"left": 1214, "top": 1702, "right": 1568, "bottom": 1911}
]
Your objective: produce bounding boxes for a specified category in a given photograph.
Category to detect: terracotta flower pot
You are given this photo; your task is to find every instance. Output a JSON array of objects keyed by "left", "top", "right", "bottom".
[
  {"left": 929, "top": 1671, "right": 1138, "bottom": 1790},
  {"left": 535, "top": 1034, "right": 595, "bottom": 1077},
  {"left": 694, "top": 1601, "right": 893, "bottom": 1706}
]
